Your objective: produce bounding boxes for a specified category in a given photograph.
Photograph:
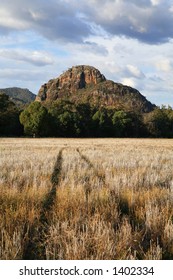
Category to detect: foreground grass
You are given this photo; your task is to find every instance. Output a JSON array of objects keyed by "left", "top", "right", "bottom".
[{"left": 0, "top": 138, "right": 173, "bottom": 259}]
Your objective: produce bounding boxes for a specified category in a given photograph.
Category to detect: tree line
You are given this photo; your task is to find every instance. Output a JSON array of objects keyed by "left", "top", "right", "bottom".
[{"left": 1, "top": 92, "right": 173, "bottom": 138}]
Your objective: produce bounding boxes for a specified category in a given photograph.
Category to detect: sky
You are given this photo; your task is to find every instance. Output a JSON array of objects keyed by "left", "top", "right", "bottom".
[{"left": 0, "top": 0, "right": 173, "bottom": 106}]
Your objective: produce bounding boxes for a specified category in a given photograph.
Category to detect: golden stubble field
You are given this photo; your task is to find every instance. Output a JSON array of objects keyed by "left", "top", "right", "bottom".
[{"left": 0, "top": 138, "right": 173, "bottom": 260}]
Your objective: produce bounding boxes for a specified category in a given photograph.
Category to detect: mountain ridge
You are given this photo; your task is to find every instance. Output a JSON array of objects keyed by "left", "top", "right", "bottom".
[
  {"left": 36, "top": 65, "right": 155, "bottom": 113},
  {"left": 0, "top": 87, "right": 35, "bottom": 107}
]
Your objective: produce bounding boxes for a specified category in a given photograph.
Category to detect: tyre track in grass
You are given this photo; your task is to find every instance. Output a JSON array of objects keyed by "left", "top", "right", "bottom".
[
  {"left": 23, "top": 148, "right": 64, "bottom": 260},
  {"left": 76, "top": 148, "right": 106, "bottom": 185}
]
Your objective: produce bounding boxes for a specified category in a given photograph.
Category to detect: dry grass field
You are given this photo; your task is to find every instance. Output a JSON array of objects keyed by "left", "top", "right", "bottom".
[{"left": 0, "top": 138, "right": 173, "bottom": 260}]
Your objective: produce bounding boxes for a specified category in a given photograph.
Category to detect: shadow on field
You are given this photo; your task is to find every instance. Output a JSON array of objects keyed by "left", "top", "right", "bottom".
[
  {"left": 22, "top": 148, "right": 64, "bottom": 260},
  {"left": 76, "top": 148, "right": 106, "bottom": 185}
]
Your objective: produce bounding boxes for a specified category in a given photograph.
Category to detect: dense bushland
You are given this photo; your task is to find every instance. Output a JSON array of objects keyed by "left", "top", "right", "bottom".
[
  {"left": 0, "top": 93, "right": 23, "bottom": 136},
  {"left": 19, "top": 100, "right": 173, "bottom": 138},
  {"left": 1, "top": 93, "right": 173, "bottom": 138}
]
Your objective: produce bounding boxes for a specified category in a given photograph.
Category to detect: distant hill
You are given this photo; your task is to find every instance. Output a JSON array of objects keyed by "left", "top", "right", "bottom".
[
  {"left": 36, "top": 65, "right": 155, "bottom": 113},
  {"left": 0, "top": 87, "right": 35, "bottom": 107}
]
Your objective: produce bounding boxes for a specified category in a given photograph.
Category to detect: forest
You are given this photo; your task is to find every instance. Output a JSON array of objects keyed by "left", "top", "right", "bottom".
[{"left": 1, "top": 92, "right": 173, "bottom": 138}]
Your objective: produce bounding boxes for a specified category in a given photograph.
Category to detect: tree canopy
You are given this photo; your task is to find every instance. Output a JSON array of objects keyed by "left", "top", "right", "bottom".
[
  {"left": 19, "top": 101, "right": 50, "bottom": 137},
  {"left": 0, "top": 93, "right": 23, "bottom": 136},
  {"left": 1, "top": 97, "right": 173, "bottom": 138}
]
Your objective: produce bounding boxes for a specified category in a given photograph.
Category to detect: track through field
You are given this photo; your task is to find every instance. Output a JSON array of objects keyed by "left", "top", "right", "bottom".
[{"left": 23, "top": 148, "right": 64, "bottom": 260}]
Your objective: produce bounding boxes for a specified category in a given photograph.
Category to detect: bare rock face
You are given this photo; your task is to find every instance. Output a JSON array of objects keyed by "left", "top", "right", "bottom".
[
  {"left": 36, "top": 65, "right": 155, "bottom": 113},
  {"left": 36, "top": 65, "right": 106, "bottom": 102}
]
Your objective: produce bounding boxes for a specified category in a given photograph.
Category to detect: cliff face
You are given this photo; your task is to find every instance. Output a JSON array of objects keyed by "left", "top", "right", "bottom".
[
  {"left": 36, "top": 65, "right": 155, "bottom": 113},
  {"left": 36, "top": 65, "right": 106, "bottom": 101},
  {"left": 58, "top": 65, "right": 106, "bottom": 89}
]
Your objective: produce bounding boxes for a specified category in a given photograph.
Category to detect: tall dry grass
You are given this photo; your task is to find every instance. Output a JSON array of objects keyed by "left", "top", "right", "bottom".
[{"left": 0, "top": 138, "right": 173, "bottom": 259}]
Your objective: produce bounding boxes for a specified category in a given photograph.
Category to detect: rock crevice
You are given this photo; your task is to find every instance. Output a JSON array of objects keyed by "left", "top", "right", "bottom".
[
  {"left": 36, "top": 65, "right": 106, "bottom": 102},
  {"left": 36, "top": 65, "right": 155, "bottom": 113}
]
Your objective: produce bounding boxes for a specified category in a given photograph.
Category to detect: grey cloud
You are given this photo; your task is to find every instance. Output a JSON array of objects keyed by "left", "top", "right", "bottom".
[
  {"left": 0, "top": 0, "right": 173, "bottom": 45},
  {"left": 37, "top": 16, "right": 91, "bottom": 42},
  {"left": 0, "top": 68, "right": 48, "bottom": 93},
  {"left": 126, "top": 65, "right": 145, "bottom": 79},
  {"left": 148, "top": 75, "right": 164, "bottom": 82},
  {"left": 83, "top": 0, "right": 173, "bottom": 44},
  {"left": 0, "top": 68, "right": 44, "bottom": 81},
  {"left": 0, "top": 49, "right": 54, "bottom": 66},
  {"left": 83, "top": 41, "right": 108, "bottom": 55},
  {"left": 0, "top": 0, "right": 91, "bottom": 42}
]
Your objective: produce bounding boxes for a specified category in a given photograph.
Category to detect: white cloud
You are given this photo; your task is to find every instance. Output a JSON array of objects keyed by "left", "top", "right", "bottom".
[
  {"left": 0, "top": 49, "right": 54, "bottom": 66},
  {"left": 0, "top": 0, "right": 172, "bottom": 106},
  {"left": 155, "top": 59, "right": 172, "bottom": 72},
  {"left": 151, "top": 0, "right": 163, "bottom": 6},
  {"left": 0, "top": 0, "right": 173, "bottom": 44},
  {"left": 0, "top": 68, "right": 42, "bottom": 81},
  {"left": 126, "top": 65, "right": 145, "bottom": 78},
  {"left": 0, "top": 0, "right": 91, "bottom": 42},
  {"left": 84, "top": 0, "right": 173, "bottom": 44},
  {"left": 0, "top": 8, "right": 29, "bottom": 30},
  {"left": 121, "top": 78, "right": 136, "bottom": 88}
]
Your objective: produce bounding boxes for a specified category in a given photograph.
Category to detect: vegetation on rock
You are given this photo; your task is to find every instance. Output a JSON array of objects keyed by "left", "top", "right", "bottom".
[
  {"left": 1, "top": 65, "right": 173, "bottom": 138},
  {"left": 36, "top": 65, "right": 155, "bottom": 113}
]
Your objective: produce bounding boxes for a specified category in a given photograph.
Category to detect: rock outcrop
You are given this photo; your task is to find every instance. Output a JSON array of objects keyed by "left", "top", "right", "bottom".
[
  {"left": 36, "top": 65, "right": 155, "bottom": 113},
  {"left": 36, "top": 65, "right": 106, "bottom": 101}
]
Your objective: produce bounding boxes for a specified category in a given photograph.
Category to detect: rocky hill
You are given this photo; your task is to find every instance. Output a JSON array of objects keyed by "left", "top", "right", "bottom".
[
  {"left": 36, "top": 65, "right": 155, "bottom": 113},
  {"left": 0, "top": 87, "right": 35, "bottom": 107}
]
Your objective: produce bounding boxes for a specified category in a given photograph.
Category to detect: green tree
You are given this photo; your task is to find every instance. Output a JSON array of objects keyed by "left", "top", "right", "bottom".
[
  {"left": 144, "top": 108, "right": 171, "bottom": 137},
  {"left": 20, "top": 101, "right": 50, "bottom": 136},
  {"left": 76, "top": 102, "right": 93, "bottom": 137},
  {"left": 48, "top": 100, "right": 81, "bottom": 137},
  {"left": 92, "top": 109, "right": 112, "bottom": 137},
  {"left": 162, "top": 106, "right": 173, "bottom": 137},
  {"left": 112, "top": 110, "right": 132, "bottom": 137},
  {"left": 58, "top": 111, "right": 79, "bottom": 137},
  {"left": 0, "top": 93, "right": 23, "bottom": 136}
]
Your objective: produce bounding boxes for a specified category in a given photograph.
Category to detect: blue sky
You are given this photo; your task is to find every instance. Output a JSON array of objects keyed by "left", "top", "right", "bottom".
[{"left": 0, "top": 0, "right": 173, "bottom": 106}]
